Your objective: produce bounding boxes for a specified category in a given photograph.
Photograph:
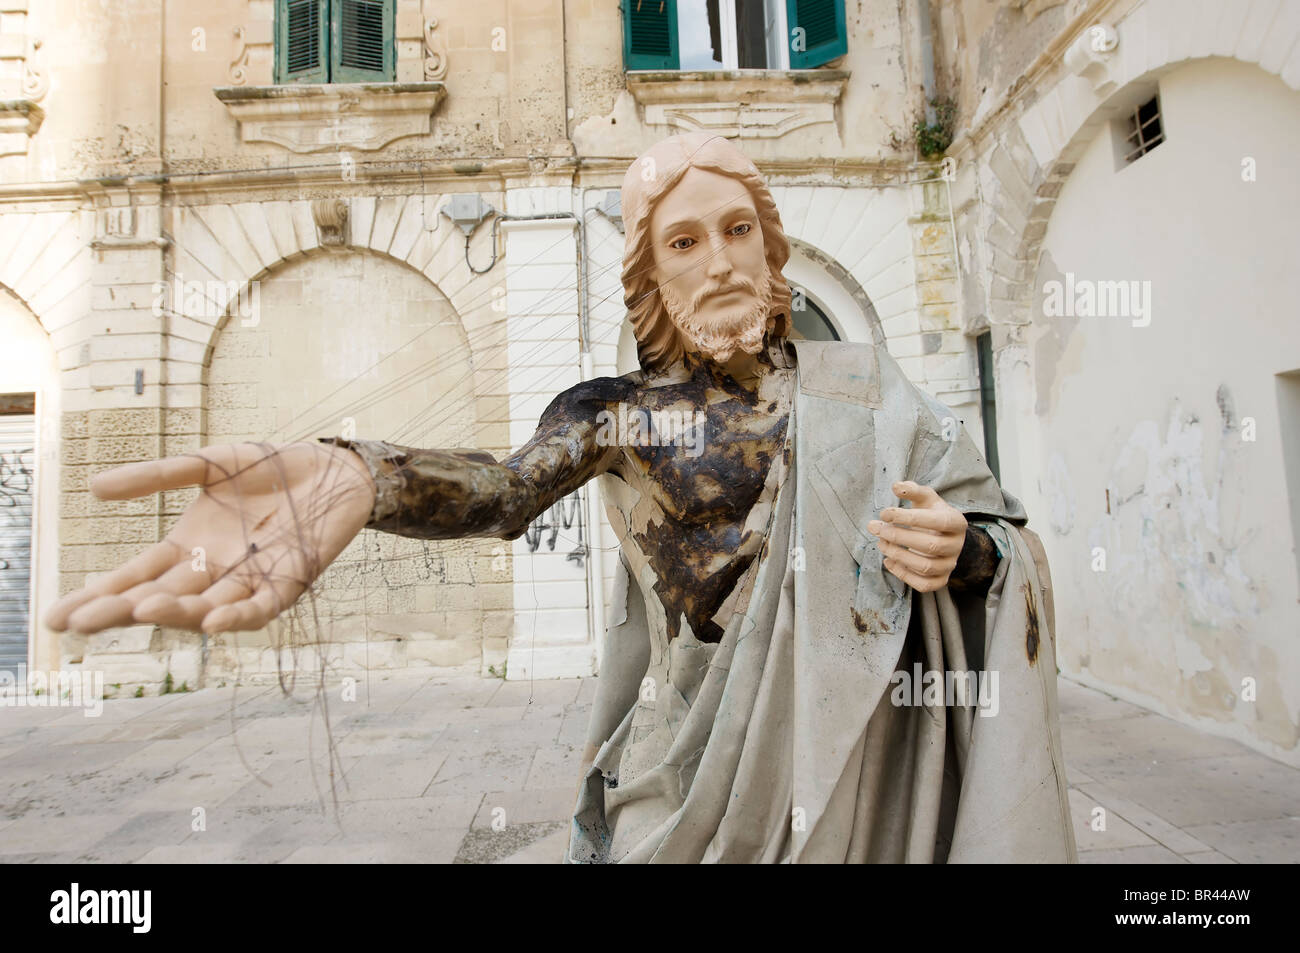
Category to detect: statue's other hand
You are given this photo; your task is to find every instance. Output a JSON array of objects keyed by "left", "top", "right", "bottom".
[
  {"left": 866, "top": 480, "right": 967, "bottom": 593},
  {"left": 44, "top": 441, "right": 376, "bottom": 636}
]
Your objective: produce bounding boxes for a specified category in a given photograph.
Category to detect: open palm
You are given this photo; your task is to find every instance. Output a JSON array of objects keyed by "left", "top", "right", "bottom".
[{"left": 45, "top": 441, "right": 376, "bottom": 635}]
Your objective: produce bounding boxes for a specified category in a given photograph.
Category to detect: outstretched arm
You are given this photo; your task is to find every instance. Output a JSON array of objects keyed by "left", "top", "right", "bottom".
[{"left": 321, "top": 377, "right": 631, "bottom": 542}]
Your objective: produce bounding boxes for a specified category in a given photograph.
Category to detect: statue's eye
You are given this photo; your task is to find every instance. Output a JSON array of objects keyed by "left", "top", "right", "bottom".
[
  {"left": 730, "top": 223, "right": 751, "bottom": 236},
  {"left": 670, "top": 237, "right": 695, "bottom": 250}
]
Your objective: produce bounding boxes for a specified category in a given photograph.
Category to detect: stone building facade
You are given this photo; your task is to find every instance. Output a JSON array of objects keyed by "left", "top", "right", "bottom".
[{"left": 0, "top": 0, "right": 1296, "bottom": 766}]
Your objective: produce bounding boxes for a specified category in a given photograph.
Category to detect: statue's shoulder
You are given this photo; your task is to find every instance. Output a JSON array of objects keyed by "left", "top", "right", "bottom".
[
  {"left": 541, "top": 371, "right": 643, "bottom": 424},
  {"left": 790, "top": 339, "right": 884, "bottom": 409}
]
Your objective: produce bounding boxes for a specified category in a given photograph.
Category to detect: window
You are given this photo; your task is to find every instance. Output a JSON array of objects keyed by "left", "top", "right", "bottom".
[
  {"left": 1121, "top": 94, "right": 1164, "bottom": 163},
  {"left": 274, "top": 0, "right": 394, "bottom": 84},
  {"left": 623, "top": 0, "right": 847, "bottom": 71},
  {"left": 790, "top": 294, "right": 840, "bottom": 341}
]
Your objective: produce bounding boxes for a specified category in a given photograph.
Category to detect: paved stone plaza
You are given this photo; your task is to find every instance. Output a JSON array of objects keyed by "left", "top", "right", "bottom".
[{"left": 0, "top": 673, "right": 1294, "bottom": 863}]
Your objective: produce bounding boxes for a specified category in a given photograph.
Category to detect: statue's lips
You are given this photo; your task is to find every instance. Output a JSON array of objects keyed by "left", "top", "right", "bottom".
[{"left": 703, "top": 288, "right": 746, "bottom": 302}]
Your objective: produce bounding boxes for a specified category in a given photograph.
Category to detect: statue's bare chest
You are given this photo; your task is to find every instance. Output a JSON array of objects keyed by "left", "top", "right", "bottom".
[{"left": 603, "top": 367, "right": 794, "bottom": 642}]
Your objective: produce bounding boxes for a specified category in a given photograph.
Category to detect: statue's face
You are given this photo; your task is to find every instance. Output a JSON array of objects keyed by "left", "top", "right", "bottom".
[{"left": 648, "top": 166, "right": 773, "bottom": 364}]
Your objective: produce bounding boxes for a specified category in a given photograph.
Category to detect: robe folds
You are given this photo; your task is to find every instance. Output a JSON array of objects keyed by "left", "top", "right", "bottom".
[{"left": 567, "top": 339, "right": 1077, "bottom": 864}]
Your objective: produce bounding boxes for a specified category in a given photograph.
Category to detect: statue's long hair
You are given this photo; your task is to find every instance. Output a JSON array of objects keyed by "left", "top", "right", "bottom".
[{"left": 621, "top": 140, "right": 792, "bottom": 374}]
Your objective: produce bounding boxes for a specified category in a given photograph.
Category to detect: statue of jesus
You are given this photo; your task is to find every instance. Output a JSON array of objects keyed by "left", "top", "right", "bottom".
[{"left": 47, "top": 133, "right": 1076, "bottom": 863}]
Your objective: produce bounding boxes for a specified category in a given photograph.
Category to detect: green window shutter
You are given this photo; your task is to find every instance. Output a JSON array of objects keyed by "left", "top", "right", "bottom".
[
  {"left": 786, "top": 0, "right": 846, "bottom": 68},
  {"left": 623, "top": 0, "right": 679, "bottom": 70},
  {"left": 332, "top": 0, "right": 395, "bottom": 83},
  {"left": 275, "top": 0, "right": 329, "bottom": 84}
]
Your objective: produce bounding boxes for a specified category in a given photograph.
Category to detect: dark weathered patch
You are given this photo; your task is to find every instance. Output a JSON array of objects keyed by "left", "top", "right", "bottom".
[
  {"left": 334, "top": 347, "right": 795, "bottom": 646},
  {"left": 851, "top": 606, "right": 891, "bottom": 634},
  {"left": 1023, "top": 582, "right": 1039, "bottom": 663}
]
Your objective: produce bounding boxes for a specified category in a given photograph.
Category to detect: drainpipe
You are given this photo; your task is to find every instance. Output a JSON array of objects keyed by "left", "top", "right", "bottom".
[{"left": 917, "top": 0, "right": 937, "bottom": 124}]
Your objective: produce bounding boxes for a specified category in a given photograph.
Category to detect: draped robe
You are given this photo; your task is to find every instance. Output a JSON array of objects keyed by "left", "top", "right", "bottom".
[{"left": 567, "top": 339, "right": 1077, "bottom": 863}]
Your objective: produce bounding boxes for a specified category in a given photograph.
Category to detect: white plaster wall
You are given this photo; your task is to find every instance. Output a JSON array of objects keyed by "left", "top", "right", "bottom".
[{"left": 1020, "top": 57, "right": 1300, "bottom": 761}]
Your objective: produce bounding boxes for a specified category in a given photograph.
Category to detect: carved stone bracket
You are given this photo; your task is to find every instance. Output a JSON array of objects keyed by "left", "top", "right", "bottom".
[
  {"left": 214, "top": 82, "right": 447, "bottom": 153},
  {"left": 1064, "top": 23, "right": 1120, "bottom": 97},
  {"left": 20, "top": 35, "right": 47, "bottom": 100},
  {"left": 0, "top": 99, "right": 42, "bottom": 158},
  {"left": 312, "top": 198, "right": 350, "bottom": 246},
  {"left": 424, "top": 16, "right": 448, "bottom": 81},
  {"left": 626, "top": 70, "right": 848, "bottom": 140},
  {"left": 229, "top": 26, "right": 250, "bottom": 86}
]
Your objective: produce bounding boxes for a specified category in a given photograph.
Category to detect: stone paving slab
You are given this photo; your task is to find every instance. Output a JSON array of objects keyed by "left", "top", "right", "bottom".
[{"left": 0, "top": 672, "right": 1295, "bottom": 863}]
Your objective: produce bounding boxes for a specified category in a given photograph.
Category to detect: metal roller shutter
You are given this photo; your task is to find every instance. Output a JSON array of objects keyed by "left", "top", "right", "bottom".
[{"left": 0, "top": 412, "right": 35, "bottom": 677}]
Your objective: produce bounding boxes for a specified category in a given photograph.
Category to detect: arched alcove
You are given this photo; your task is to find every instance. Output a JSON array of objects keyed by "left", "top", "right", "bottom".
[
  {"left": 0, "top": 286, "right": 60, "bottom": 675},
  {"left": 201, "top": 248, "right": 503, "bottom": 676}
]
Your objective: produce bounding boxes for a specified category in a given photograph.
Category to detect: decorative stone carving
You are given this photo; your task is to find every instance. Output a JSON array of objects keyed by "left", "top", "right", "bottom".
[
  {"left": 214, "top": 82, "right": 447, "bottom": 153},
  {"left": 625, "top": 70, "right": 848, "bottom": 140},
  {"left": 1064, "top": 23, "right": 1120, "bottom": 97},
  {"left": 229, "top": 26, "right": 249, "bottom": 86},
  {"left": 424, "top": 16, "right": 448, "bottom": 81},
  {"left": 21, "top": 35, "right": 47, "bottom": 101},
  {"left": 312, "top": 198, "right": 350, "bottom": 246}
]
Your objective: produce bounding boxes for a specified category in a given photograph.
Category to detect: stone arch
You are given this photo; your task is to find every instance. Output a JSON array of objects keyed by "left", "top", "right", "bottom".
[
  {"left": 163, "top": 194, "right": 525, "bottom": 678},
  {"left": 972, "top": 0, "right": 1300, "bottom": 332},
  {"left": 168, "top": 193, "right": 510, "bottom": 427},
  {"left": 194, "top": 247, "right": 506, "bottom": 679},
  {"left": 769, "top": 184, "right": 915, "bottom": 339},
  {"left": 784, "top": 236, "right": 885, "bottom": 345},
  {"left": 0, "top": 283, "right": 62, "bottom": 674}
]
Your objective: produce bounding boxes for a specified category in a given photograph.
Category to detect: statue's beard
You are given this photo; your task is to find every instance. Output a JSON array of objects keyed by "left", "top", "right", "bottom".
[{"left": 659, "top": 267, "right": 775, "bottom": 365}]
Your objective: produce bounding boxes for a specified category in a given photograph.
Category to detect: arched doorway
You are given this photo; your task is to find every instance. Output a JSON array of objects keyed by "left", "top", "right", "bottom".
[{"left": 0, "top": 287, "right": 59, "bottom": 677}]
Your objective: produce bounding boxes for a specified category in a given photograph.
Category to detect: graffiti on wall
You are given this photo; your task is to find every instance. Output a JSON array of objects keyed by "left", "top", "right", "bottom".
[{"left": 524, "top": 491, "right": 586, "bottom": 567}]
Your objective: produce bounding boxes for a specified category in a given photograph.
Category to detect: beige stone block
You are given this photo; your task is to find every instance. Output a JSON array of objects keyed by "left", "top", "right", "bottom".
[
  {"left": 92, "top": 282, "right": 161, "bottom": 313},
  {"left": 89, "top": 433, "right": 163, "bottom": 464},
  {"left": 84, "top": 651, "right": 169, "bottom": 687},
  {"left": 93, "top": 247, "right": 165, "bottom": 285},
  {"left": 162, "top": 408, "right": 201, "bottom": 434},
  {"left": 396, "top": 8, "right": 423, "bottom": 38},
  {"left": 231, "top": 204, "right": 280, "bottom": 271},
  {"left": 396, "top": 58, "right": 424, "bottom": 84},
  {"left": 61, "top": 515, "right": 159, "bottom": 545},
  {"left": 87, "top": 407, "right": 163, "bottom": 436},
  {"left": 59, "top": 542, "right": 154, "bottom": 572},
  {"left": 405, "top": 635, "right": 480, "bottom": 668},
  {"left": 87, "top": 624, "right": 157, "bottom": 655},
  {"left": 60, "top": 438, "right": 88, "bottom": 465}
]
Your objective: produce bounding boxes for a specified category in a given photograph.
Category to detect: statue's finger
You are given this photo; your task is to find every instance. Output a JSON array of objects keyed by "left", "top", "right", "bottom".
[
  {"left": 133, "top": 592, "right": 214, "bottom": 631},
  {"left": 883, "top": 557, "right": 939, "bottom": 592},
  {"left": 204, "top": 585, "right": 291, "bottom": 634},
  {"left": 158, "top": 594, "right": 215, "bottom": 632},
  {"left": 44, "top": 541, "right": 179, "bottom": 631},
  {"left": 878, "top": 505, "right": 965, "bottom": 533},
  {"left": 878, "top": 539, "right": 948, "bottom": 577},
  {"left": 132, "top": 592, "right": 190, "bottom": 627},
  {"left": 892, "top": 481, "right": 942, "bottom": 506},
  {"left": 66, "top": 595, "right": 140, "bottom": 634},
  {"left": 90, "top": 443, "right": 270, "bottom": 500},
  {"left": 119, "top": 561, "right": 213, "bottom": 609},
  {"left": 870, "top": 523, "right": 952, "bottom": 557}
]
